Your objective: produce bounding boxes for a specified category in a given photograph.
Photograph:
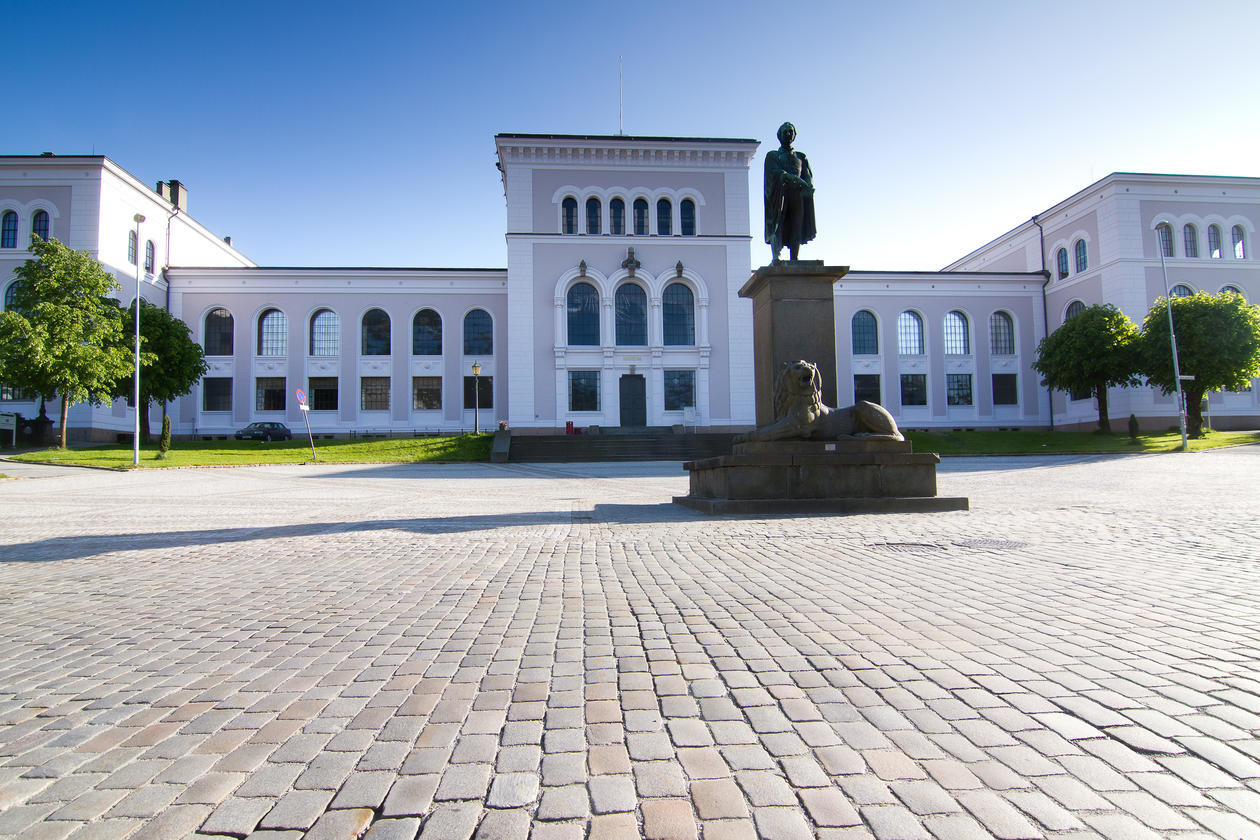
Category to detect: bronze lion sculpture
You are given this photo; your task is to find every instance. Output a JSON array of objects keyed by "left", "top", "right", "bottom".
[{"left": 739, "top": 359, "right": 904, "bottom": 443}]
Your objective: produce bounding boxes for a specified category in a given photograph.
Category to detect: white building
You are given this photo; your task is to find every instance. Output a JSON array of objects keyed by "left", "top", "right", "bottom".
[{"left": 2, "top": 145, "right": 1257, "bottom": 441}]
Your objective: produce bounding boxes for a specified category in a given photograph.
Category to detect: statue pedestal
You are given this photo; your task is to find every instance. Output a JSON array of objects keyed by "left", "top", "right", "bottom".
[{"left": 739, "top": 262, "right": 847, "bottom": 426}]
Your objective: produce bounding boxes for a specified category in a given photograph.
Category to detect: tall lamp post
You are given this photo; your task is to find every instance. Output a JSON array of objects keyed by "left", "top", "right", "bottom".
[
  {"left": 471, "top": 360, "right": 481, "bottom": 434},
  {"left": 1155, "top": 226, "right": 1189, "bottom": 452},
  {"left": 132, "top": 213, "right": 145, "bottom": 466}
]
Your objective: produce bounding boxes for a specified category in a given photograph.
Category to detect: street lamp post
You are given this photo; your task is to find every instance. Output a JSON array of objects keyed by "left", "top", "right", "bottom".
[
  {"left": 132, "top": 213, "right": 145, "bottom": 466},
  {"left": 1155, "top": 227, "right": 1189, "bottom": 452},
  {"left": 471, "top": 360, "right": 481, "bottom": 434}
]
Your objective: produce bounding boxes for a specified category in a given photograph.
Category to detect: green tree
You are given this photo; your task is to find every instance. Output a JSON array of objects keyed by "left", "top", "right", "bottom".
[
  {"left": 0, "top": 237, "right": 132, "bottom": 447},
  {"left": 1032, "top": 303, "right": 1142, "bottom": 433},
  {"left": 1138, "top": 291, "right": 1260, "bottom": 438},
  {"left": 112, "top": 299, "right": 207, "bottom": 442}
]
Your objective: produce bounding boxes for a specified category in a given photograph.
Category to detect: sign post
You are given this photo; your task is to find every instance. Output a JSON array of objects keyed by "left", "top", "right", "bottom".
[
  {"left": 0, "top": 412, "right": 15, "bottom": 449},
  {"left": 295, "top": 388, "right": 316, "bottom": 461}
]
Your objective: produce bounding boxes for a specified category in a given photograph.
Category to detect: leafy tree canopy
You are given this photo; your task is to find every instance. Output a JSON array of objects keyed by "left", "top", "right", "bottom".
[
  {"left": 112, "top": 299, "right": 207, "bottom": 441},
  {"left": 1033, "top": 303, "right": 1141, "bottom": 432}
]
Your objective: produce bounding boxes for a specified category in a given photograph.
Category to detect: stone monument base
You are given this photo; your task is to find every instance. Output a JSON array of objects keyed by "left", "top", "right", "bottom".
[{"left": 674, "top": 440, "right": 968, "bottom": 516}]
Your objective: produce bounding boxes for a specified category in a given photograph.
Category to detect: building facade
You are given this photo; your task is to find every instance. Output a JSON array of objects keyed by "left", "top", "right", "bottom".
[{"left": 2, "top": 146, "right": 1257, "bottom": 440}]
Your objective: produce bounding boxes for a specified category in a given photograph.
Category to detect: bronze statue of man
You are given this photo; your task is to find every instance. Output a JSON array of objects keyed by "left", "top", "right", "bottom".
[{"left": 764, "top": 122, "right": 816, "bottom": 262}]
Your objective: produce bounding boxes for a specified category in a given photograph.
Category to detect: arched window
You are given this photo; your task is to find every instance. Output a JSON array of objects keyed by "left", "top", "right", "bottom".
[
  {"left": 257, "top": 309, "right": 286, "bottom": 356},
  {"left": 309, "top": 309, "right": 339, "bottom": 356},
  {"left": 1221, "top": 285, "right": 1244, "bottom": 297},
  {"left": 943, "top": 311, "right": 970, "bottom": 355},
  {"left": 633, "top": 198, "right": 649, "bottom": 235},
  {"left": 615, "top": 284, "right": 647, "bottom": 345},
  {"left": 412, "top": 309, "right": 442, "bottom": 355},
  {"left": 897, "top": 311, "right": 924, "bottom": 355},
  {"left": 680, "top": 199, "right": 696, "bottom": 236},
  {"left": 1208, "top": 225, "right": 1223, "bottom": 259},
  {"left": 1065, "top": 300, "right": 1085, "bottom": 321},
  {"left": 1056, "top": 248, "right": 1068, "bottom": 279},
  {"left": 1074, "top": 239, "right": 1087, "bottom": 273},
  {"left": 1170, "top": 284, "right": 1193, "bottom": 298},
  {"left": 567, "top": 282, "right": 600, "bottom": 346},
  {"left": 1156, "top": 222, "right": 1174, "bottom": 257},
  {"left": 205, "top": 308, "right": 233, "bottom": 355},
  {"left": 662, "top": 283, "right": 695, "bottom": 346},
  {"left": 656, "top": 199, "right": 672, "bottom": 236},
  {"left": 561, "top": 197, "right": 577, "bottom": 234},
  {"left": 463, "top": 309, "right": 492, "bottom": 355},
  {"left": 144, "top": 240, "right": 155, "bottom": 273},
  {"left": 851, "top": 311, "right": 878, "bottom": 355},
  {"left": 1233, "top": 225, "right": 1248, "bottom": 259},
  {"left": 586, "top": 197, "right": 601, "bottom": 235},
  {"left": 989, "top": 312, "right": 1015, "bottom": 355},
  {"left": 0, "top": 211, "right": 16, "bottom": 249},
  {"left": 32, "top": 210, "right": 49, "bottom": 241},
  {"left": 127, "top": 230, "right": 137, "bottom": 264},
  {"left": 4, "top": 281, "right": 20, "bottom": 311},
  {"left": 610, "top": 198, "right": 625, "bottom": 236},
  {"left": 361, "top": 308, "right": 390, "bottom": 355},
  {"left": 1183, "top": 224, "right": 1199, "bottom": 258}
]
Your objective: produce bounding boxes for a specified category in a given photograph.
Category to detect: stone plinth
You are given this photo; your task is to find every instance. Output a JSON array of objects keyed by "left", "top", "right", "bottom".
[{"left": 739, "top": 262, "right": 847, "bottom": 427}]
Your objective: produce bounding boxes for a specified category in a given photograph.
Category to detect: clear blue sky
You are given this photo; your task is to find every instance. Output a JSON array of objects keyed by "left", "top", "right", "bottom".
[{"left": 11, "top": 0, "right": 1257, "bottom": 271}]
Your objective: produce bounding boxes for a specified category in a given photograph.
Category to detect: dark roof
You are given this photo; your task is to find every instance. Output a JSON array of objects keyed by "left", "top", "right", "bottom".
[{"left": 496, "top": 133, "right": 757, "bottom": 145}]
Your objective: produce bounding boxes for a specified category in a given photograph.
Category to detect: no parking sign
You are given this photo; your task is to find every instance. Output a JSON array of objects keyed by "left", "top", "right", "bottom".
[{"left": 295, "top": 388, "right": 316, "bottom": 460}]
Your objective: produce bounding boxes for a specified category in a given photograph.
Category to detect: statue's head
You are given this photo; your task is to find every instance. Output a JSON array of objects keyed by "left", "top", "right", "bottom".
[{"left": 777, "top": 122, "right": 796, "bottom": 146}]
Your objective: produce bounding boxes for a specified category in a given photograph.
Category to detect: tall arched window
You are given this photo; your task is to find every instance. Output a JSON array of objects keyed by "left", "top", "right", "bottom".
[
  {"left": 680, "top": 199, "right": 696, "bottom": 236},
  {"left": 4, "top": 282, "right": 21, "bottom": 311},
  {"left": 32, "top": 210, "right": 49, "bottom": 241},
  {"left": 851, "top": 311, "right": 878, "bottom": 355},
  {"left": 943, "top": 311, "right": 970, "bottom": 355},
  {"left": 989, "top": 312, "right": 1015, "bottom": 355},
  {"left": 561, "top": 197, "right": 578, "bottom": 234},
  {"left": 1170, "top": 284, "right": 1193, "bottom": 298},
  {"left": 1208, "top": 225, "right": 1223, "bottom": 259},
  {"left": 412, "top": 309, "right": 442, "bottom": 355},
  {"left": 463, "top": 309, "right": 492, "bottom": 354},
  {"left": 615, "top": 284, "right": 647, "bottom": 345},
  {"left": 144, "top": 240, "right": 155, "bottom": 273},
  {"left": 205, "top": 308, "right": 234, "bottom": 355},
  {"left": 1074, "top": 239, "right": 1087, "bottom": 273},
  {"left": 897, "top": 311, "right": 924, "bottom": 355},
  {"left": 1056, "top": 248, "right": 1068, "bottom": 279},
  {"left": 361, "top": 309, "right": 390, "bottom": 355},
  {"left": 662, "top": 283, "right": 695, "bottom": 346},
  {"left": 0, "top": 211, "right": 16, "bottom": 249},
  {"left": 586, "top": 197, "right": 601, "bottom": 235},
  {"left": 1183, "top": 224, "right": 1199, "bottom": 258},
  {"left": 309, "top": 309, "right": 339, "bottom": 356},
  {"left": 610, "top": 198, "right": 625, "bottom": 236},
  {"left": 257, "top": 309, "right": 286, "bottom": 356},
  {"left": 127, "top": 229, "right": 137, "bottom": 264},
  {"left": 1065, "top": 300, "right": 1085, "bottom": 321},
  {"left": 633, "top": 199, "right": 649, "bottom": 235},
  {"left": 656, "top": 199, "right": 672, "bottom": 236},
  {"left": 1233, "top": 225, "right": 1248, "bottom": 259},
  {"left": 1221, "top": 285, "right": 1243, "bottom": 297},
  {"left": 1156, "top": 222, "right": 1174, "bottom": 257},
  {"left": 567, "top": 283, "right": 600, "bottom": 346}
]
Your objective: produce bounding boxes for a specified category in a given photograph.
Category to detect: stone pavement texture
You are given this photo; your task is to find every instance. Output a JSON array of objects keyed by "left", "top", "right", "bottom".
[{"left": 0, "top": 449, "right": 1258, "bottom": 840}]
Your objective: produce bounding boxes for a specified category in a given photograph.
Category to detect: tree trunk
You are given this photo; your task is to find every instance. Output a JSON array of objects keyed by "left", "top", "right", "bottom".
[
  {"left": 140, "top": 393, "right": 152, "bottom": 444},
  {"left": 1095, "top": 382, "right": 1111, "bottom": 433},
  {"left": 1185, "top": 386, "right": 1206, "bottom": 437},
  {"left": 58, "top": 394, "right": 70, "bottom": 448}
]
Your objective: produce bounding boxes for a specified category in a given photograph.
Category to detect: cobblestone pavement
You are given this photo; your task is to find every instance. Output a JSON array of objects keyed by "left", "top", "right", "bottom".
[{"left": 1, "top": 448, "right": 1259, "bottom": 840}]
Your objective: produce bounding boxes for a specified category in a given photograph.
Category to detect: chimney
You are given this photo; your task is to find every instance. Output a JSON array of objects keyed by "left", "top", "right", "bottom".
[
  {"left": 156, "top": 181, "right": 172, "bottom": 202},
  {"left": 168, "top": 180, "right": 188, "bottom": 212},
  {"left": 223, "top": 236, "right": 232, "bottom": 246}
]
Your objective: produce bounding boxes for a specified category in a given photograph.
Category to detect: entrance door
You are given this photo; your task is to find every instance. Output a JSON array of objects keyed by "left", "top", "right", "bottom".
[{"left": 619, "top": 374, "right": 646, "bottom": 427}]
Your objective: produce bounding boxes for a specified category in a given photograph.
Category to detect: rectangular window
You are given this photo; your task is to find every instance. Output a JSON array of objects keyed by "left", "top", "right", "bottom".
[
  {"left": 853, "top": 374, "right": 881, "bottom": 405},
  {"left": 992, "top": 374, "right": 1018, "bottom": 405},
  {"left": 664, "top": 370, "right": 695, "bottom": 411},
  {"left": 310, "top": 377, "right": 338, "bottom": 411},
  {"left": 463, "top": 376, "right": 493, "bottom": 410},
  {"left": 412, "top": 376, "right": 442, "bottom": 410},
  {"left": 203, "top": 377, "right": 232, "bottom": 412},
  {"left": 946, "top": 373, "right": 973, "bottom": 406},
  {"left": 0, "top": 384, "right": 32, "bottom": 401},
  {"left": 255, "top": 377, "right": 286, "bottom": 412},
  {"left": 569, "top": 371, "right": 600, "bottom": 412},
  {"left": 361, "top": 376, "right": 390, "bottom": 411},
  {"left": 900, "top": 373, "right": 927, "bottom": 406}
]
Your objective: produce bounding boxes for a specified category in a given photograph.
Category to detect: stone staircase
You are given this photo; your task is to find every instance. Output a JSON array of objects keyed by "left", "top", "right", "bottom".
[{"left": 506, "top": 429, "right": 738, "bottom": 462}]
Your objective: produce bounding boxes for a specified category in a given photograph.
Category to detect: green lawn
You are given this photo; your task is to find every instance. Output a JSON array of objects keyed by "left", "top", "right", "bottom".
[
  {"left": 6, "top": 434, "right": 494, "bottom": 469},
  {"left": 905, "top": 428, "right": 1259, "bottom": 455}
]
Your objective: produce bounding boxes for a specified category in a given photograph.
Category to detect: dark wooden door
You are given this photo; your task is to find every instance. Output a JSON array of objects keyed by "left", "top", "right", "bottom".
[{"left": 619, "top": 375, "right": 646, "bottom": 427}]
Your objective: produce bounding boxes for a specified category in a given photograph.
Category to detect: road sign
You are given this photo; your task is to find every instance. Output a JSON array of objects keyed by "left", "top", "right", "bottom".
[
  {"left": 0, "top": 413, "right": 15, "bottom": 431},
  {"left": 295, "top": 387, "right": 307, "bottom": 404}
]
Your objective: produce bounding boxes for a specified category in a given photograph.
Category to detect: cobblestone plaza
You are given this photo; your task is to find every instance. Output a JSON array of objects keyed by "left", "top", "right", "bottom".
[{"left": 1, "top": 450, "right": 1258, "bottom": 839}]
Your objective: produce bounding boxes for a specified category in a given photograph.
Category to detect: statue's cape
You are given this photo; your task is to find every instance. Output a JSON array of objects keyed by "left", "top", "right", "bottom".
[{"left": 764, "top": 150, "right": 817, "bottom": 246}]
